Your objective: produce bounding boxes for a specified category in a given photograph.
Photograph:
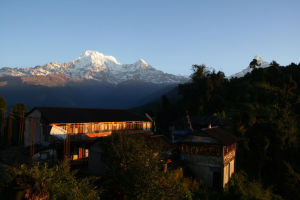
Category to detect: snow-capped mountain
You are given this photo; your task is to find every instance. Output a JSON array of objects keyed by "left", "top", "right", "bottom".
[
  {"left": 0, "top": 50, "right": 187, "bottom": 84},
  {"left": 229, "top": 56, "right": 270, "bottom": 78}
]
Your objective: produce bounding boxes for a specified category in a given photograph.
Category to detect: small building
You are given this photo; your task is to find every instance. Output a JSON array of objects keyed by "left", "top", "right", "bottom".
[
  {"left": 178, "top": 127, "right": 238, "bottom": 189},
  {"left": 24, "top": 107, "right": 152, "bottom": 161}
]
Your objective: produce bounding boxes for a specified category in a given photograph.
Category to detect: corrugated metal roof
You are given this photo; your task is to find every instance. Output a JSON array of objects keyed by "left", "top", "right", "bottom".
[{"left": 27, "top": 107, "right": 150, "bottom": 123}]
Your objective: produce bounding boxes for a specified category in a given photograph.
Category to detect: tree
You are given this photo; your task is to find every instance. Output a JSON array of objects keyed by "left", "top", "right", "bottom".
[
  {"left": 0, "top": 159, "right": 100, "bottom": 200},
  {"left": 101, "top": 134, "right": 199, "bottom": 200},
  {"left": 101, "top": 134, "right": 162, "bottom": 199},
  {"left": 9, "top": 103, "right": 28, "bottom": 145},
  {"left": 223, "top": 171, "right": 283, "bottom": 200},
  {"left": 0, "top": 95, "right": 7, "bottom": 137},
  {"left": 191, "top": 64, "right": 206, "bottom": 82},
  {"left": 249, "top": 59, "right": 260, "bottom": 68}
]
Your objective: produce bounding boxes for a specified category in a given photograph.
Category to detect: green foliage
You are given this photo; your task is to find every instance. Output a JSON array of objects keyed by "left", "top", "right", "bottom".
[
  {"left": 101, "top": 134, "right": 162, "bottom": 199},
  {"left": 1, "top": 159, "right": 100, "bottom": 200},
  {"left": 0, "top": 95, "right": 7, "bottom": 117},
  {"left": 249, "top": 59, "right": 260, "bottom": 68},
  {"left": 223, "top": 171, "right": 283, "bottom": 200},
  {"left": 11, "top": 102, "right": 28, "bottom": 116},
  {"left": 101, "top": 134, "right": 198, "bottom": 200},
  {"left": 277, "top": 162, "right": 300, "bottom": 200},
  {"left": 9, "top": 102, "right": 28, "bottom": 145},
  {"left": 157, "top": 168, "right": 205, "bottom": 200},
  {"left": 0, "top": 95, "right": 7, "bottom": 137},
  {"left": 178, "top": 65, "right": 226, "bottom": 115},
  {"left": 153, "top": 60, "right": 300, "bottom": 199}
]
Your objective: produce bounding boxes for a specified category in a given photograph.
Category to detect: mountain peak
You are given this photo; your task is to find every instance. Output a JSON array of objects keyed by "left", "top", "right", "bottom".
[
  {"left": 254, "top": 55, "right": 262, "bottom": 62},
  {"left": 82, "top": 50, "right": 101, "bottom": 57},
  {"left": 137, "top": 59, "right": 148, "bottom": 65},
  {"left": 229, "top": 56, "right": 270, "bottom": 78},
  {"left": 78, "top": 50, "right": 120, "bottom": 65},
  {"left": 134, "top": 59, "right": 152, "bottom": 69},
  {"left": 0, "top": 51, "right": 188, "bottom": 84}
]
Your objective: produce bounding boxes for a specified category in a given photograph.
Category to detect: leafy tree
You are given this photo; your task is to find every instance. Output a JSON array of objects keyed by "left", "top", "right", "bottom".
[
  {"left": 101, "top": 134, "right": 198, "bottom": 200},
  {"left": 249, "top": 59, "right": 260, "bottom": 68},
  {"left": 11, "top": 103, "right": 28, "bottom": 116},
  {"left": 0, "top": 159, "right": 100, "bottom": 200},
  {"left": 0, "top": 95, "right": 7, "bottom": 138},
  {"left": 223, "top": 171, "right": 283, "bottom": 200},
  {"left": 278, "top": 162, "right": 300, "bottom": 200},
  {"left": 9, "top": 103, "right": 28, "bottom": 145},
  {"left": 153, "top": 60, "right": 300, "bottom": 199}
]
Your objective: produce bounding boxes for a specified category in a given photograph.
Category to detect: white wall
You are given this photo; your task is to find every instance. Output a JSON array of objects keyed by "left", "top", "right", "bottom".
[
  {"left": 230, "top": 159, "right": 235, "bottom": 177},
  {"left": 223, "top": 159, "right": 235, "bottom": 187},
  {"left": 223, "top": 164, "right": 229, "bottom": 187},
  {"left": 24, "top": 110, "right": 48, "bottom": 147},
  {"left": 183, "top": 153, "right": 222, "bottom": 187}
]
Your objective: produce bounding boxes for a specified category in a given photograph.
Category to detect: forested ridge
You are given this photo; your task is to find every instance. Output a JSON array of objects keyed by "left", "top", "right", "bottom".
[{"left": 152, "top": 60, "right": 300, "bottom": 199}]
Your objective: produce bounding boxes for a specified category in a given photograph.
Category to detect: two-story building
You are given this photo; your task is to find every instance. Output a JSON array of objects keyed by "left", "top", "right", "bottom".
[
  {"left": 24, "top": 107, "right": 152, "bottom": 162},
  {"left": 178, "top": 127, "right": 237, "bottom": 189}
]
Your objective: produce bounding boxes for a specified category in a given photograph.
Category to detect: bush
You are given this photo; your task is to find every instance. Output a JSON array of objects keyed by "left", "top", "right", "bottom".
[{"left": 1, "top": 159, "right": 100, "bottom": 200}]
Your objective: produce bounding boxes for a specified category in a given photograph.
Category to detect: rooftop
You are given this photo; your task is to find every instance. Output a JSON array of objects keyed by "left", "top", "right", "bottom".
[
  {"left": 27, "top": 107, "right": 150, "bottom": 124},
  {"left": 181, "top": 127, "right": 238, "bottom": 145}
]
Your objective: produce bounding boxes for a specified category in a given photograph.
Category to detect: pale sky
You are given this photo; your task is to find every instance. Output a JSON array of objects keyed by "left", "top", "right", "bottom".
[{"left": 0, "top": 0, "right": 299, "bottom": 76}]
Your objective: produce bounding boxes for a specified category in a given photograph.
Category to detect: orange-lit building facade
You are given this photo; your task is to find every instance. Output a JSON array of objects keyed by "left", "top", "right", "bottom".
[
  {"left": 24, "top": 107, "right": 152, "bottom": 161},
  {"left": 52, "top": 120, "right": 151, "bottom": 138},
  {"left": 178, "top": 128, "right": 237, "bottom": 189}
]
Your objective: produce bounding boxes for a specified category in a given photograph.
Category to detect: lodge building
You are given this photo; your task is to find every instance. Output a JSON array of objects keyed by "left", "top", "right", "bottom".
[
  {"left": 178, "top": 127, "right": 237, "bottom": 189},
  {"left": 24, "top": 107, "right": 152, "bottom": 161}
]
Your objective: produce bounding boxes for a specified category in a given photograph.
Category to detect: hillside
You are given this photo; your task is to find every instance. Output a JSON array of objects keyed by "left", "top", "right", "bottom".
[{"left": 147, "top": 60, "right": 300, "bottom": 200}]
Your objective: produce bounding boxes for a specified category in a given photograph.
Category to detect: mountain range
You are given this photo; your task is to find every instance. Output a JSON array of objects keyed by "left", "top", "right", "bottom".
[
  {"left": 0, "top": 50, "right": 187, "bottom": 85},
  {"left": 0, "top": 51, "right": 271, "bottom": 111},
  {"left": 0, "top": 51, "right": 188, "bottom": 111}
]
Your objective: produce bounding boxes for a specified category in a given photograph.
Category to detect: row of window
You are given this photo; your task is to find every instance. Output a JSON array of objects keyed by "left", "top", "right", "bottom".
[
  {"left": 180, "top": 144, "right": 221, "bottom": 156},
  {"left": 56, "top": 121, "right": 151, "bottom": 134}
]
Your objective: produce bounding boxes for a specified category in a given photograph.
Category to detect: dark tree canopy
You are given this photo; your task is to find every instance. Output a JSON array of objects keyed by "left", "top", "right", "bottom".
[{"left": 153, "top": 60, "right": 300, "bottom": 200}]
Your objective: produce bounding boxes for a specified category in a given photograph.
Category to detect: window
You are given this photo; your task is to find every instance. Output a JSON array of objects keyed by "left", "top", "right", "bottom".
[
  {"left": 72, "top": 155, "right": 78, "bottom": 160},
  {"left": 87, "top": 124, "right": 91, "bottom": 133},
  {"left": 94, "top": 124, "right": 99, "bottom": 132},
  {"left": 146, "top": 122, "right": 151, "bottom": 129},
  {"left": 85, "top": 149, "right": 89, "bottom": 157},
  {"left": 143, "top": 122, "right": 147, "bottom": 130}
]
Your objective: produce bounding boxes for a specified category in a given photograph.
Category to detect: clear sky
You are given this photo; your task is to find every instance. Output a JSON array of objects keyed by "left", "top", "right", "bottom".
[{"left": 0, "top": 0, "right": 299, "bottom": 76}]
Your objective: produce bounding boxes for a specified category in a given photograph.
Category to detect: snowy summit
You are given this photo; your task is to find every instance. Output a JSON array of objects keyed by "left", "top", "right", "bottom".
[
  {"left": 0, "top": 50, "right": 187, "bottom": 84},
  {"left": 229, "top": 56, "right": 270, "bottom": 78}
]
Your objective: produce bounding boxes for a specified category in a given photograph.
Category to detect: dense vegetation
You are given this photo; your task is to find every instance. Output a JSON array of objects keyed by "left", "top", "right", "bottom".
[
  {"left": 0, "top": 159, "right": 99, "bottom": 200},
  {"left": 1, "top": 59, "right": 299, "bottom": 199},
  {"left": 0, "top": 100, "right": 27, "bottom": 147},
  {"left": 100, "top": 134, "right": 203, "bottom": 200},
  {"left": 153, "top": 61, "right": 300, "bottom": 200}
]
